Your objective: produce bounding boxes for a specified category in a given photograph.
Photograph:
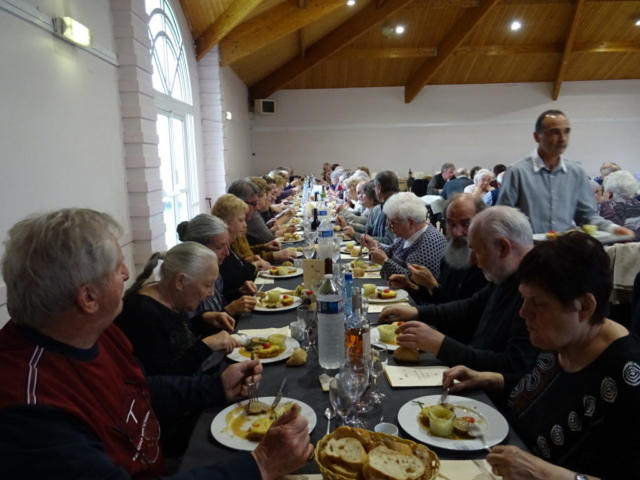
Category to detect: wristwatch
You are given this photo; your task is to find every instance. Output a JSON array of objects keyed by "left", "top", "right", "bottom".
[{"left": 575, "top": 474, "right": 588, "bottom": 480}]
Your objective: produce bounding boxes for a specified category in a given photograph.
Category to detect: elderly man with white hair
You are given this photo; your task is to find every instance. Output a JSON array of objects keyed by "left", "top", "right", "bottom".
[
  {"left": 379, "top": 206, "right": 538, "bottom": 374},
  {"left": 0, "top": 208, "right": 312, "bottom": 480},
  {"left": 365, "top": 192, "right": 447, "bottom": 281},
  {"left": 600, "top": 170, "right": 640, "bottom": 240}
]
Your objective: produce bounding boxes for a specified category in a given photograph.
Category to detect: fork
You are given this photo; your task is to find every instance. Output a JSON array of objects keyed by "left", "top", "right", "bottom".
[
  {"left": 247, "top": 352, "right": 259, "bottom": 406},
  {"left": 468, "top": 423, "right": 492, "bottom": 453}
]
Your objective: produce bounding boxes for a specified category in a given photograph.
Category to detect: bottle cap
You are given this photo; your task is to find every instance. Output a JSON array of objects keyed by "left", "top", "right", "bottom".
[
  {"left": 345, "top": 273, "right": 353, "bottom": 280},
  {"left": 324, "top": 274, "right": 333, "bottom": 279}
]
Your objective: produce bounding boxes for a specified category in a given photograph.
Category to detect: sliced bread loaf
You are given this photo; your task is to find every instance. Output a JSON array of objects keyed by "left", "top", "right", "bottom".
[{"left": 363, "top": 446, "right": 426, "bottom": 480}]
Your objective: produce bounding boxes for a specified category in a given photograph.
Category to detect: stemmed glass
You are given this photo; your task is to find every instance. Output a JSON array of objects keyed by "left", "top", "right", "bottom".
[
  {"left": 331, "top": 236, "right": 342, "bottom": 262},
  {"left": 304, "top": 229, "right": 318, "bottom": 245},
  {"left": 329, "top": 373, "right": 356, "bottom": 427},
  {"left": 342, "top": 358, "right": 371, "bottom": 423},
  {"left": 296, "top": 305, "right": 317, "bottom": 352},
  {"left": 302, "top": 241, "right": 315, "bottom": 260},
  {"left": 367, "top": 343, "right": 388, "bottom": 404}
]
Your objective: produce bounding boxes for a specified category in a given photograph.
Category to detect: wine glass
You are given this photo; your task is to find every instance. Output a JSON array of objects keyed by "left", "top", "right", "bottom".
[
  {"left": 296, "top": 305, "right": 316, "bottom": 352},
  {"left": 302, "top": 241, "right": 315, "bottom": 260},
  {"left": 342, "top": 358, "right": 371, "bottom": 421},
  {"left": 367, "top": 343, "right": 388, "bottom": 403},
  {"left": 331, "top": 236, "right": 342, "bottom": 262},
  {"left": 305, "top": 229, "right": 318, "bottom": 245},
  {"left": 329, "top": 374, "right": 356, "bottom": 427}
]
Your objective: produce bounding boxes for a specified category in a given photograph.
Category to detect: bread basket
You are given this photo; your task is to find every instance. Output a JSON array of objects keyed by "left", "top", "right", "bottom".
[{"left": 315, "top": 427, "right": 440, "bottom": 480}]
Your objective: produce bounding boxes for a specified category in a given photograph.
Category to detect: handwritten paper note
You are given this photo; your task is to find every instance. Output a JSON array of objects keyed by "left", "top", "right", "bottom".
[
  {"left": 303, "top": 259, "right": 325, "bottom": 290},
  {"left": 384, "top": 365, "right": 448, "bottom": 387}
]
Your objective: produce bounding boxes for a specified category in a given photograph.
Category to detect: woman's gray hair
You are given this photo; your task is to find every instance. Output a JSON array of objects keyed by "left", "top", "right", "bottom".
[
  {"left": 470, "top": 206, "right": 533, "bottom": 251},
  {"left": 2, "top": 208, "right": 123, "bottom": 327},
  {"left": 125, "top": 242, "right": 217, "bottom": 297},
  {"left": 473, "top": 168, "right": 494, "bottom": 186},
  {"left": 330, "top": 168, "right": 345, "bottom": 181},
  {"left": 603, "top": 170, "right": 639, "bottom": 198},
  {"left": 589, "top": 179, "right": 603, "bottom": 193},
  {"left": 177, "top": 214, "right": 228, "bottom": 246},
  {"left": 228, "top": 178, "right": 260, "bottom": 202},
  {"left": 383, "top": 192, "right": 427, "bottom": 223},
  {"left": 344, "top": 171, "right": 370, "bottom": 190}
]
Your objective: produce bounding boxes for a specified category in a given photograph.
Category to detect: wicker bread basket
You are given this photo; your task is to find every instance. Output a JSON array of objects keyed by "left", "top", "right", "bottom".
[{"left": 315, "top": 427, "right": 440, "bottom": 480}]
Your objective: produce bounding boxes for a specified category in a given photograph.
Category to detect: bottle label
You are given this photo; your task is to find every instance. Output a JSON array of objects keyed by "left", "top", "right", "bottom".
[
  {"left": 318, "top": 300, "right": 343, "bottom": 314},
  {"left": 319, "top": 230, "right": 333, "bottom": 238},
  {"left": 319, "top": 210, "right": 328, "bottom": 216}
]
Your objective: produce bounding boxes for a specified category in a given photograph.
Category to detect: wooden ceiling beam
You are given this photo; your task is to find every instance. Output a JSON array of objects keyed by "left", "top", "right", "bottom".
[
  {"left": 195, "top": 0, "right": 264, "bottom": 61},
  {"left": 249, "top": 0, "right": 421, "bottom": 100},
  {"left": 552, "top": 0, "right": 585, "bottom": 100},
  {"left": 405, "top": 0, "right": 637, "bottom": 9},
  {"left": 331, "top": 41, "right": 640, "bottom": 59},
  {"left": 404, "top": 0, "right": 500, "bottom": 103},
  {"left": 219, "top": 0, "right": 345, "bottom": 67}
]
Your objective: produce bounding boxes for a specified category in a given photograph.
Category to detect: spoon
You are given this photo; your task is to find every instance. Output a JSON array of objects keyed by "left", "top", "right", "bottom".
[
  {"left": 325, "top": 407, "right": 336, "bottom": 435},
  {"left": 467, "top": 423, "right": 492, "bottom": 453}
]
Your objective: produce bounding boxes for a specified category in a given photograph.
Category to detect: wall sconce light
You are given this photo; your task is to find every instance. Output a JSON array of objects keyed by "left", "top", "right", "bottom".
[{"left": 52, "top": 17, "right": 92, "bottom": 47}]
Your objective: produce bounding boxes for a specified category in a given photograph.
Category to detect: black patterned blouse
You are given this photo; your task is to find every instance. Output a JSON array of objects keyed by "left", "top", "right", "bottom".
[{"left": 507, "top": 335, "right": 640, "bottom": 479}]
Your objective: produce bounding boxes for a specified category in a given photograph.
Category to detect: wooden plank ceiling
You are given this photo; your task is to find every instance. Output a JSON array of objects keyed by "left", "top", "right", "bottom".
[{"left": 179, "top": 0, "right": 640, "bottom": 102}]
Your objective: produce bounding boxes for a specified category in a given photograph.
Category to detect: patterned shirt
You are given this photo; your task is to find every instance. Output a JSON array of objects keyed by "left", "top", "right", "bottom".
[
  {"left": 379, "top": 225, "right": 447, "bottom": 280},
  {"left": 508, "top": 335, "right": 640, "bottom": 479},
  {"left": 598, "top": 196, "right": 640, "bottom": 241}
]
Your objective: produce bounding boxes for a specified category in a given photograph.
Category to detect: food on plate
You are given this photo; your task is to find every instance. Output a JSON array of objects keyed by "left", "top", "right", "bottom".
[
  {"left": 267, "top": 334, "right": 287, "bottom": 350},
  {"left": 345, "top": 241, "right": 356, "bottom": 251},
  {"left": 266, "top": 290, "right": 281, "bottom": 304},
  {"left": 394, "top": 347, "right": 419, "bottom": 363},
  {"left": 453, "top": 418, "right": 472, "bottom": 437},
  {"left": 283, "top": 233, "right": 301, "bottom": 241},
  {"left": 363, "top": 284, "right": 377, "bottom": 297},
  {"left": 244, "top": 400, "right": 270, "bottom": 415},
  {"left": 315, "top": 426, "right": 438, "bottom": 480},
  {"left": 282, "top": 261, "right": 294, "bottom": 267},
  {"left": 292, "top": 284, "right": 305, "bottom": 298},
  {"left": 353, "top": 267, "right": 366, "bottom": 278},
  {"left": 334, "top": 225, "right": 342, "bottom": 232},
  {"left": 377, "top": 325, "right": 398, "bottom": 344},
  {"left": 280, "top": 295, "right": 294, "bottom": 306},
  {"left": 351, "top": 247, "right": 369, "bottom": 257},
  {"left": 582, "top": 224, "right": 598, "bottom": 235},
  {"left": 427, "top": 405, "right": 456, "bottom": 437},
  {"left": 269, "top": 267, "right": 279, "bottom": 276},
  {"left": 245, "top": 402, "right": 297, "bottom": 441},
  {"left": 286, "top": 348, "right": 307, "bottom": 367},
  {"left": 241, "top": 337, "right": 282, "bottom": 358},
  {"left": 351, "top": 258, "right": 367, "bottom": 269},
  {"left": 545, "top": 230, "right": 558, "bottom": 240},
  {"left": 380, "top": 288, "right": 397, "bottom": 299}
]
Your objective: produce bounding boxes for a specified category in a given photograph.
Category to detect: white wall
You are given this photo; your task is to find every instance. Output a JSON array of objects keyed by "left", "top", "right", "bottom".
[
  {"left": 0, "top": 1, "right": 132, "bottom": 326},
  {"left": 221, "top": 66, "right": 254, "bottom": 181},
  {"left": 251, "top": 80, "right": 640, "bottom": 178}
]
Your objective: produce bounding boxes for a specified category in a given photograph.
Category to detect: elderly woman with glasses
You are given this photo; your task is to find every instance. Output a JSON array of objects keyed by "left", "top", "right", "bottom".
[
  {"left": 599, "top": 170, "right": 640, "bottom": 240},
  {"left": 464, "top": 168, "right": 495, "bottom": 197},
  {"left": 442, "top": 232, "right": 640, "bottom": 480},
  {"left": 177, "top": 214, "right": 257, "bottom": 322},
  {"left": 363, "top": 192, "right": 447, "bottom": 281}
]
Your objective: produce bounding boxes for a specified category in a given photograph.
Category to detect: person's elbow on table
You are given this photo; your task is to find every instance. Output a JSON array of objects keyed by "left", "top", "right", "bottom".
[{"left": 251, "top": 404, "right": 314, "bottom": 480}]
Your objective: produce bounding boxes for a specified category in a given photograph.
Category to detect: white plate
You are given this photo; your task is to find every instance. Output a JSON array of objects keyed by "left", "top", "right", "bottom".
[
  {"left": 282, "top": 250, "right": 303, "bottom": 258},
  {"left": 254, "top": 295, "right": 302, "bottom": 313},
  {"left": 276, "top": 236, "right": 304, "bottom": 244},
  {"left": 210, "top": 396, "right": 317, "bottom": 451},
  {"left": 259, "top": 268, "right": 303, "bottom": 279},
  {"left": 227, "top": 336, "right": 300, "bottom": 363},
  {"left": 532, "top": 230, "right": 626, "bottom": 242},
  {"left": 370, "top": 327, "right": 399, "bottom": 351},
  {"left": 347, "top": 261, "right": 382, "bottom": 272},
  {"left": 398, "top": 395, "right": 509, "bottom": 451},
  {"left": 366, "top": 288, "right": 409, "bottom": 304}
]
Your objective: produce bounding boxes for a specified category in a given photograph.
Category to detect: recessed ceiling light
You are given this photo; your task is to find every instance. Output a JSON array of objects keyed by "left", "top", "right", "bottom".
[
  {"left": 511, "top": 20, "right": 522, "bottom": 31},
  {"left": 226, "top": 111, "right": 233, "bottom": 120},
  {"left": 395, "top": 25, "right": 405, "bottom": 34},
  {"left": 347, "top": 0, "right": 355, "bottom": 5},
  {"left": 635, "top": 17, "right": 640, "bottom": 26}
]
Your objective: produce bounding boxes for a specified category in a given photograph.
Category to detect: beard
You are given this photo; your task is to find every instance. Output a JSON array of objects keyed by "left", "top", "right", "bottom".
[{"left": 443, "top": 239, "right": 471, "bottom": 270}]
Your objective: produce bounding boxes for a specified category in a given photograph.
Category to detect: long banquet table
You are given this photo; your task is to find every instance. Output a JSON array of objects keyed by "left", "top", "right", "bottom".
[{"left": 179, "top": 257, "right": 528, "bottom": 473}]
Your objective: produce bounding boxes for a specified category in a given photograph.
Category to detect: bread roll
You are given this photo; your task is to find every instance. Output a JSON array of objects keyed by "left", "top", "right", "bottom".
[
  {"left": 363, "top": 445, "right": 426, "bottom": 480},
  {"left": 393, "top": 347, "right": 420, "bottom": 363},
  {"left": 325, "top": 437, "right": 367, "bottom": 470}
]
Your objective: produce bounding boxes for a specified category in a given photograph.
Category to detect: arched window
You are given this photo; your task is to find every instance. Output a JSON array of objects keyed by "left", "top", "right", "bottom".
[{"left": 146, "top": 0, "right": 198, "bottom": 247}]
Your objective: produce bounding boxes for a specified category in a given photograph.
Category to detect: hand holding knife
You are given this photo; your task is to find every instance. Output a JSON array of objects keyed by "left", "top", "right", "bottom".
[{"left": 270, "top": 377, "right": 287, "bottom": 419}]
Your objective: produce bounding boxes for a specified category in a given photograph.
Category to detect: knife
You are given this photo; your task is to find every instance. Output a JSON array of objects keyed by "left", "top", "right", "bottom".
[
  {"left": 270, "top": 377, "right": 287, "bottom": 418},
  {"left": 439, "top": 387, "right": 450, "bottom": 406}
]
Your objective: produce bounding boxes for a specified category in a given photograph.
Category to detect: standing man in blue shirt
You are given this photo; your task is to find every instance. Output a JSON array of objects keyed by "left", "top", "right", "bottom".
[{"left": 498, "top": 110, "right": 634, "bottom": 236}]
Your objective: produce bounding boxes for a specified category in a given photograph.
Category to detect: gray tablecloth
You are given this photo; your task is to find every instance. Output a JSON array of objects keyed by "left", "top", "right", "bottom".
[{"left": 178, "top": 260, "right": 528, "bottom": 473}]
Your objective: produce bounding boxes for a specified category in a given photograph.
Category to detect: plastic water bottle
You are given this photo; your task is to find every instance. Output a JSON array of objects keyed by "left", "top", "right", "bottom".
[
  {"left": 343, "top": 272, "right": 354, "bottom": 318},
  {"left": 317, "top": 273, "right": 345, "bottom": 369},
  {"left": 317, "top": 196, "right": 329, "bottom": 224},
  {"left": 317, "top": 216, "right": 334, "bottom": 260}
]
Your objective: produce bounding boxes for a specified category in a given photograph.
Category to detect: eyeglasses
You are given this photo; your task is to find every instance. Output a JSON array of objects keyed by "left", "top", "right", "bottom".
[
  {"left": 386, "top": 219, "right": 402, "bottom": 228},
  {"left": 244, "top": 200, "right": 258, "bottom": 207}
]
